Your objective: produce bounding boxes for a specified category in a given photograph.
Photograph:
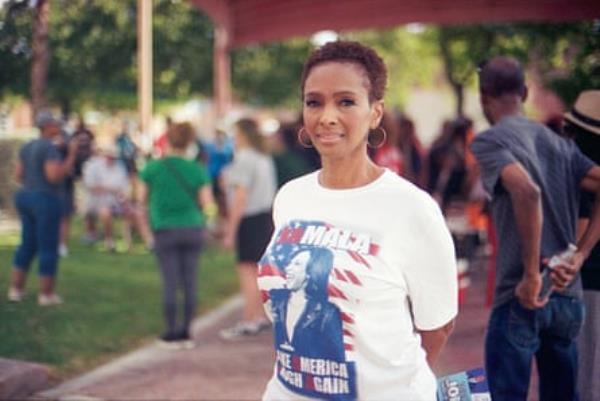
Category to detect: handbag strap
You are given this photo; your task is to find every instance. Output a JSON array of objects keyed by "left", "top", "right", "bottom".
[{"left": 162, "top": 158, "right": 198, "bottom": 206}]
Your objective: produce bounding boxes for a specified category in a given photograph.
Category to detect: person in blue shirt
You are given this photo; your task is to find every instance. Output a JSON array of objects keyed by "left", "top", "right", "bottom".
[{"left": 7, "top": 110, "right": 78, "bottom": 306}]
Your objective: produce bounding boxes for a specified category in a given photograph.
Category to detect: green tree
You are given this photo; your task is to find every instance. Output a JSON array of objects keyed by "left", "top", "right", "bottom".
[
  {"left": 0, "top": 0, "right": 33, "bottom": 100},
  {"left": 519, "top": 22, "right": 600, "bottom": 106},
  {"left": 348, "top": 27, "right": 440, "bottom": 109},
  {"left": 47, "top": 0, "right": 138, "bottom": 114},
  {"left": 231, "top": 39, "right": 311, "bottom": 108},
  {"left": 2, "top": 1, "right": 596, "bottom": 116},
  {"left": 0, "top": 0, "right": 215, "bottom": 114},
  {"left": 48, "top": 0, "right": 214, "bottom": 113},
  {"left": 153, "top": 0, "right": 213, "bottom": 100},
  {"left": 435, "top": 25, "right": 496, "bottom": 116},
  {"left": 433, "top": 22, "right": 599, "bottom": 116}
]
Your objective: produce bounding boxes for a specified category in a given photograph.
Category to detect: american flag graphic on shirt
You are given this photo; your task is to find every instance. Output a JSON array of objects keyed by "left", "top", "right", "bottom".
[{"left": 258, "top": 220, "right": 379, "bottom": 400}]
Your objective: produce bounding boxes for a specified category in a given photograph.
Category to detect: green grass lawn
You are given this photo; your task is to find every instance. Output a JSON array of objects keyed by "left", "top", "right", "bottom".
[{"left": 0, "top": 221, "right": 239, "bottom": 378}]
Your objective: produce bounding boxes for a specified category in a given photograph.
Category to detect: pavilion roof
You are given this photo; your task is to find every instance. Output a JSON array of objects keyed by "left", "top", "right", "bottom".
[{"left": 191, "top": 0, "right": 600, "bottom": 48}]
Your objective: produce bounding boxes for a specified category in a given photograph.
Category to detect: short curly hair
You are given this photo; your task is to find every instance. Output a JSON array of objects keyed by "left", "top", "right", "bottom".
[{"left": 300, "top": 41, "right": 387, "bottom": 103}]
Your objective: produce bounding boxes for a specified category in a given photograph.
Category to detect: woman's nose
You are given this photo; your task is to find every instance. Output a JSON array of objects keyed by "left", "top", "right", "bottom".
[{"left": 319, "top": 104, "right": 338, "bottom": 126}]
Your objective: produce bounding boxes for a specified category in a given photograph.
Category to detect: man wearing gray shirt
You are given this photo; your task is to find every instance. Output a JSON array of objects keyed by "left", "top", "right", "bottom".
[{"left": 471, "top": 57, "right": 600, "bottom": 401}]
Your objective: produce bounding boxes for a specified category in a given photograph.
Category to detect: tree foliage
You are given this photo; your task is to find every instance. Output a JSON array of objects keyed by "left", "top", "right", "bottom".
[
  {"left": 1, "top": 1, "right": 597, "bottom": 114},
  {"left": 524, "top": 22, "right": 600, "bottom": 106},
  {"left": 0, "top": 0, "right": 214, "bottom": 113},
  {"left": 47, "top": 0, "right": 138, "bottom": 113},
  {"left": 153, "top": 0, "right": 213, "bottom": 99},
  {"left": 0, "top": 0, "right": 32, "bottom": 100},
  {"left": 347, "top": 27, "right": 440, "bottom": 108},
  {"left": 231, "top": 39, "right": 311, "bottom": 108},
  {"left": 434, "top": 22, "right": 600, "bottom": 115}
]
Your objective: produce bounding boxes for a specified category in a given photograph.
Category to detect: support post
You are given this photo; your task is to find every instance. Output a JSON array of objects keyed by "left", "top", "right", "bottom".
[
  {"left": 213, "top": 24, "right": 232, "bottom": 119},
  {"left": 137, "top": 0, "right": 153, "bottom": 140}
]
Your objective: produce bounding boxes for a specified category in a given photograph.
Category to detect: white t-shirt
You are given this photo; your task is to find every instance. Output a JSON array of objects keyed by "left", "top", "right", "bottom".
[
  {"left": 82, "top": 156, "right": 130, "bottom": 211},
  {"left": 258, "top": 169, "right": 457, "bottom": 401}
]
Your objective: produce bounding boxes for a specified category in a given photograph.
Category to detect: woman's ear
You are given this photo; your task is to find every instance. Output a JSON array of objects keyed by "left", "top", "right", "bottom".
[{"left": 370, "top": 100, "right": 384, "bottom": 129}]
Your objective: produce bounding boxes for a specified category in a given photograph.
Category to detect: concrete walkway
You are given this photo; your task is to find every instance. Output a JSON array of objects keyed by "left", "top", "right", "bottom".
[
  {"left": 36, "top": 296, "right": 275, "bottom": 401},
  {"left": 35, "top": 259, "right": 491, "bottom": 401}
]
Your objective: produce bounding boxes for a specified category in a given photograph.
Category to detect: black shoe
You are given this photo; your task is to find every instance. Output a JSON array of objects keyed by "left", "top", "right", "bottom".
[{"left": 157, "top": 331, "right": 194, "bottom": 350}]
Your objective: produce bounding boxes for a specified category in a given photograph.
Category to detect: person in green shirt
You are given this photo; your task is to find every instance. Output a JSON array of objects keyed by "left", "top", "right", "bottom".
[{"left": 139, "top": 122, "right": 216, "bottom": 349}]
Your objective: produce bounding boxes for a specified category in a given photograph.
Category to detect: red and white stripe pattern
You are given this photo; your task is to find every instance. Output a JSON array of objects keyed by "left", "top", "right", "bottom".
[{"left": 326, "top": 250, "right": 374, "bottom": 360}]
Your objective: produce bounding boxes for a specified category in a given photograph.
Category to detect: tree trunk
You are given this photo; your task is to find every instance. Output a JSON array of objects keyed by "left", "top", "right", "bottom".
[
  {"left": 438, "top": 30, "right": 465, "bottom": 118},
  {"left": 31, "top": 0, "right": 50, "bottom": 117},
  {"left": 60, "top": 97, "right": 71, "bottom": 121},
  {"left": 452, "top": 82, "right": 464, "bottom": 117}
]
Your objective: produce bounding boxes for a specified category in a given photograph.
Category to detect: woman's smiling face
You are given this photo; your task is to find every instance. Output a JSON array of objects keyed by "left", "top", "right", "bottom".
[
  {"left": 302, "top": 61, "right": 383, "bottom": 161},
  {"left": 285, "top": 251, "right": 311, "bottom": 291}
]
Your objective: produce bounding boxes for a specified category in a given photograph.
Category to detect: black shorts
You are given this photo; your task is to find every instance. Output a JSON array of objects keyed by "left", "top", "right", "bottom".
[{"left": 236, "top": 211, "right": 273, "bottom": 263}]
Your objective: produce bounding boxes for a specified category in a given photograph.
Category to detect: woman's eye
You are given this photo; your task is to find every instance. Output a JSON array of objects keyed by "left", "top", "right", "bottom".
[
  {"left": 305, "top": 99, "right": 320, "bottom": 107},
  {"left": 340, "top": 99, "right": 356, "bottom": 106}
]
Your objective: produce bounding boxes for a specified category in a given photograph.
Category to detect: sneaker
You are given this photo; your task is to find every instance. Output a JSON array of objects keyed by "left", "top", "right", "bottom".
[
  {"left": 219, "top": 320, "right": 269, "bottom": 340},
  {"left": 38, "top": 293, "right": 63, "bottom": 306},
  {"left": 59, "top": 243, "right": 69, "bottom": 257},
  {"left": 7, "top": 287, "right": 24, "bottom": 302}
]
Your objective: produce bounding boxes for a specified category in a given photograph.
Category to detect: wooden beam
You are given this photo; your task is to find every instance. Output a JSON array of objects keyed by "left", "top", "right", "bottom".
[
  {"left": 214, "top": 23, "right": 232, "bottom": 118},
  {"left": 192, "top": 0, "right": 600, "bottom": 48},
  {"left": 137, "top": 0, "right": 153, "bottom": 139}
]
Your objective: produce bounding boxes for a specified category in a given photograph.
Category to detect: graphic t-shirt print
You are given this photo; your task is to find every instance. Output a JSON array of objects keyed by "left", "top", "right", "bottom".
[{"left": 258, "top": 220, "right": 380, "bottom": 400}]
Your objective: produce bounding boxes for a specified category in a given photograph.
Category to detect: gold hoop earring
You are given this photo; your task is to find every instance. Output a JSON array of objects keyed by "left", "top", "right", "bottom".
[
  {"left": 367, "top": 127, "right": 387, "bottom": 149},
  {"left": 297, "top": 127, "right": 314, "bottom": 148}
]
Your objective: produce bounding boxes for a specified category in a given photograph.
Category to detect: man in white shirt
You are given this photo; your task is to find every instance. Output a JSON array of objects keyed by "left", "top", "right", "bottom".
[{"left": 82, "top": 146, "right": 131, "bottom": 251}]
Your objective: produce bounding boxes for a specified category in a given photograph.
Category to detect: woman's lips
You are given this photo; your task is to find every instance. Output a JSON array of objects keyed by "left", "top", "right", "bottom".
[{"left": 316, "top": 133, "right": 344, "bottom": 144}]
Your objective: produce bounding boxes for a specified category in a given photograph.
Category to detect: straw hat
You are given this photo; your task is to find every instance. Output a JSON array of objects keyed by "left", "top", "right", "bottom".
[{"left": 564, "top": 90, "right": 600, "bottom": 135}]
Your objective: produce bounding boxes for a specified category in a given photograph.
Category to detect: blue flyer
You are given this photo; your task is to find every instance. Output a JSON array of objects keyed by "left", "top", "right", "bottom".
[{"left": 437, "top": 367, "right": 491, "bottom": 401}]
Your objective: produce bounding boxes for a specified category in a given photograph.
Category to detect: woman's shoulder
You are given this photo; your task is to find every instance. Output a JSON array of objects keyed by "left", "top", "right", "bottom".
[
  {"left": 380, "top": 170, "right": 430, "bottom": 197},
  {"left": 22, "top": 137, "right": 52, "bottom": 150},
  {"left": 272, "top": 171, "right": 318, "bottom": 210},
  {"left": 22, "top": 138, "right": 59, "bottom": 158},
  {"left": 278, "top": 171, "right": 319, "bottom": 194},
  {"left": 378, "top": 171, "right": 441, "bottom": 216}
]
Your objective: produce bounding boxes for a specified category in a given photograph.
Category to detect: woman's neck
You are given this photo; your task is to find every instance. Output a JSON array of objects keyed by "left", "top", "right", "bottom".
[{"left": 319, "top": 154, "right": 383, "bottom": 189}]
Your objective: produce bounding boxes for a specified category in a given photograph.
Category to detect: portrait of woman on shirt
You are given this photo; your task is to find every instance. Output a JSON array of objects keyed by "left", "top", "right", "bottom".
[{"left": 268, "top": 247, "right": 343, "bottom": 359}]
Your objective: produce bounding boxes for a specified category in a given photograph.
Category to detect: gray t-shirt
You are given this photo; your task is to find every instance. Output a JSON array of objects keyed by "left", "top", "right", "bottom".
[
  {"left": 471, "top": 115, "right": 595, "bottom": 307},
  {"left": 19, "top": 138, "right": 61, "bottom": 194},
  {"left": 224, "top": 148, "right": 277, "bottom": 217}
]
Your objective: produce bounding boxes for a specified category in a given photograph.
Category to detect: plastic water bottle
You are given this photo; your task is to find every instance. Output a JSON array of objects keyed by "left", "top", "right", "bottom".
[{"left": 539, "top": 243, "right": 577, "bottom": 300}]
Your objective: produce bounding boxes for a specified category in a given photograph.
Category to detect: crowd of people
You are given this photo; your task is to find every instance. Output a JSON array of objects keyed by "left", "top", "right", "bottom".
[{"left": 5, "top": 40, "right": 599, "bottom": 401}]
